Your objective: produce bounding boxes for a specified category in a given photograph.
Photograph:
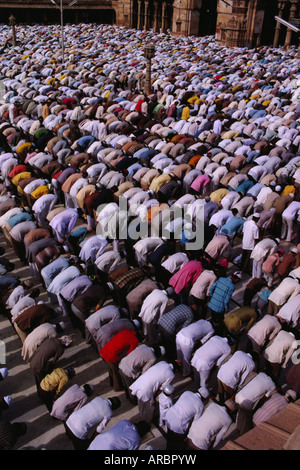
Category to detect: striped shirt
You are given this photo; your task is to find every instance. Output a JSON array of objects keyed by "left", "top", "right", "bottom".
[
  {"left": 252, "top": 393, "right": 288, "bottom": 426},
  {"left": 119, "top": 344, "right": 157, "bottom": 379},
  {"left": 208, "top": 277, "right": 235, "bottom": 313}
]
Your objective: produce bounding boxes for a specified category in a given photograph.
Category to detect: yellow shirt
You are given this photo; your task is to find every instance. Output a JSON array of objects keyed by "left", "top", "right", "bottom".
[
  {"left": 149, "top": 174, "right": 171, "bottom": 193},
  {"left": 11, "top": 172, "right": 32, "bottom": 187},
  {"left": 281, "top": 185, "right": 295, "bottom": 196},
  {"left": 40, "top": 368, "right": 69, "bottom": 397},
  {"left": 221, "top": 130, "right": 240, "bottom": 139},
  {"left": 31, "top": 185, "right": 50, "bottom": 200},
  {"left": 181, "top": 106, "right": 190, "bottom": 121},
  {"left": 16, "top": 142, "right": 32, "bottom": 160},
  {"left": 210, "top": 188, "right": 229, "bottom": 203}
]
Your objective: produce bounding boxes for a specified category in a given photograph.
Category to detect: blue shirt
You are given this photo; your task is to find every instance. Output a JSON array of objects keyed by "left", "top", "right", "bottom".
[
  {"left": 88, "top": 419, "right": 141, "bottom": 450},
  {"left": 234, "top": 179, "right": 254, "bottom": 195},
  {"left": 208, "top": 277, "right": 235, "bottom": 313},
  {"left": 220, "top": 217, "right": 245, "bottom": 237},
  {"left": 41, "top": 257, "right": 70, "bottom": 288},
  {"left": 7, "top": 212, "right": 33, "bottom": 228}
]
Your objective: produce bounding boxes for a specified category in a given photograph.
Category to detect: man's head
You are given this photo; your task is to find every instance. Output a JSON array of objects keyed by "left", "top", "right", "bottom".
[
  {"left": 152, "top": 345, "right": 166, "bottom": 358},
  {"left": 231, "top": 271, "right": 242, "bottom": 283},
  {"left": 83, "top": 384, "right": 94, "bottom": 396},
  {"left": 107, "top": 396, "right": 121, "bottom": 411},
  {"left": 66, "top": 366, "right": 76, "bottom": 379},
  {"left": 134, "top": 421, "right": 151, "bottom": 438}
]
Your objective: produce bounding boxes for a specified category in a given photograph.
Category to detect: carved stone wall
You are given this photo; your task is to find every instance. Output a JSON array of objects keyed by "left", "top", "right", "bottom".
[{"left": 1, "top": 0, "right": 299, "bottom": 47}]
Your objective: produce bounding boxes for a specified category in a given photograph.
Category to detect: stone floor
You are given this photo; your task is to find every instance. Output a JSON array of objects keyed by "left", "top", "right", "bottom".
[{"left": 0, "top": 218, "right": 295, "bottom": 450}]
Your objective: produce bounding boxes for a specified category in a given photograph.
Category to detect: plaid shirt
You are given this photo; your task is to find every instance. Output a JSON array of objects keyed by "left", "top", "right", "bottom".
[
  {"left": 208, "top": 277, "right": 235, "bottom": 314},
  {"left": 158, "top": 304, "right": 194, "bottom": 336},
  {"left": 113, "top": 268, "right": 145, "bottom": 291}
]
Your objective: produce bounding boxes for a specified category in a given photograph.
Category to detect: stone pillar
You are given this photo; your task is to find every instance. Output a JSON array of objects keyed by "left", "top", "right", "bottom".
[
  {"left": 137, "top": 0, "right": 142, "bottom": 30},
  {"left": 144, "top": 43, "right": 155, "bottom": 95},
  {"left": 161, "top": 1, "right": 167, "bottom": 33},
  {"left": 9, "top": 14, "right": 17, "bottom": 47},
  {"left": 285, "top": 0, "right": 297, "bottom": 48},
  {"left": 143, "top": 0, "right": 149, "bottom": 30},
  {"left": 153, "top": 1, "right": 159, "bottom": 33},
  {"left": 244, "top": 0, "right": 258, "bottom": 47},
  {"left": 273, "top": 1, "right": 286, "bottom": 47}
]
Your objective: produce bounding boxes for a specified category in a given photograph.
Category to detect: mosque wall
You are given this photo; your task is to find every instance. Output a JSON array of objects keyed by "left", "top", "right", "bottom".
[{"left": 0, "top": 0, "right": 299, "bottom": 48}]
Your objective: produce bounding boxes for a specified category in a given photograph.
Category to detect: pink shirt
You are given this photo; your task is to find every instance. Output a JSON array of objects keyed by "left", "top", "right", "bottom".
[
  {"left": 169, "top": 260, "right": 203, "bottom": 294},
  {"left": 190, "top": 174, "right": 211, "bottom": 193},
  {"left": 262, "top": 253, "right": 280, "bottom": 273}
]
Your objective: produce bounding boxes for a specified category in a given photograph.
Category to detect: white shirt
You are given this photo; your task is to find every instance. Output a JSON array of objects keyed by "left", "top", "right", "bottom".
[
  {"left": 139, "top": 289, "right": 169, "bottom": 325},
  {"left": 66, "top": 397, "right": 113, "bottom": 439},
  {"left": 6, "top": 285, "right": 25, "bottom": 308},
  {"left": 164, "top": 391, "right": 204, "bottom": 434},
  {"left": 242, "top": 219, "right": 259, "bottom": 250},
  {"left": 250, "top": 238, "right": 277, "bottom": 261},
  {"left": 187, "top": 402, "right": 232, "bottom": 450},
  {"left": 158, "top": 392, "right": 173, "bottom": 427},
  {"left": 79, "top": 235, "right": 108, "bottom": 263},
  {"left": 190, "top": 270, "right": 217, "bottom": 300},
  {"left": 235, "top": 372, "right": 276, "bottom": 410},
  {"left": 176, "top": 319, "right": 214, "bottom": 349},
  {"left": 95, "top": 250, "right": 121, "bottom": 273},
  {"left": 0, "top": 207, "right": 22, "bottom": 228},
  {"left": 50, "top": 384, "right": 89, "bottom": 421},
  {"left": 217, "top": 351, "right": 255, "bottom": 390},
  {"left": 263, "top": 330, "right": 297, "bottom": 367},
  {"left": 191, "top": 336, "right": 231, "bottom": 371},
  {"left": 282, "top": 201, "right": 300, "bottom": 220},
  {"left": 129, "top": 361, "right": 175, "bottom": 404},
  {"left": 277, "top": 294, "right": 300, "bottom": 328},
  {"left": 209, "top": 209, "right": 233, "bottom": 229},
  {"left": 85, "top": 305, "right": 121, "bottom": 338},
  {"left": 11, "top": 295, "right": 36, "bottom": 322},
  {"left": 21, "top": 322, "right": 58, "bottom": 362},
  {"left": 133, "top": 237, "right": 164, "bottom": 265},
  {"left": 161, "top": 252, "right": 189, "bottom": 273},
  {"left": 247, "top": 314, "right": 282, "bottom": 348},
  {"left": 268, "top": 277, "right": 300, "bottom": 306}
]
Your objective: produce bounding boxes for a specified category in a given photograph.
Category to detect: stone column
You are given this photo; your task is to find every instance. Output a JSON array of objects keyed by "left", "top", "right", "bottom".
[
  {"left": 137, "top": 0, "right": 142, "bottom": 30},
  {"left": 161, "top": 1, "right": 167, "bottom": 33},
  {"left": 153, "top": 1, "right": 159, "bottom": 33},
  {"left": 273, "top": 1, "right": 286, "bottom": 47},
  {"left": 144, "top": 0, "right": 149, "bottom": 30},
  {"left": 285, "top": 0, "right": 297, "bottom": 48}
]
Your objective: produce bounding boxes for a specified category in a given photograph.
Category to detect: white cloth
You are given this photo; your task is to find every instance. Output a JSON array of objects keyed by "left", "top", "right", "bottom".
[
  {"left": 139, "top": 289, "right": 169, "bottom": 327},
  {"left": 129, "top": 361, "right": 175, "bottom": 404},
  {"left": 277, "top": 294, "right": 300, "bottom": 328},
  {"left": 164, "top": 391, "right": 204, "bottom": 434},
  {"left": 235, "top": 372, "right": 277, "bottom": 410},
  {"left": 191, "top": 336, "right": 231, "bottom": 372},
  {"left": 187, "top": 402, "right": 232, "bottom": 450},
  {"left": 21, "top": 323, "right": 58, "bottom": 362},
  {"left": 263, "top": 330, "right": 297, "bottom": 368},
  {"left": 65, "top": 397, "right": 113, "bottom": 439},
  {"left": 242, "top": 219, "right": 259, "bottom": 250},
  {"left": 217, "top": 351, "right": 255, "bottom": 390},
  {"left": 247, "top": 314, "right": 282, "bottom": 348}
]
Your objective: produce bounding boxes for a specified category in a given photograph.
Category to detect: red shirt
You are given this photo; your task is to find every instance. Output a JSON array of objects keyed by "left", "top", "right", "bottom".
[
  {"left": 8, "top": 165, "right": 27, "bottom": 179},
  {"left": 99, "top": 329, "right": 139, "bottom": 364}
]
